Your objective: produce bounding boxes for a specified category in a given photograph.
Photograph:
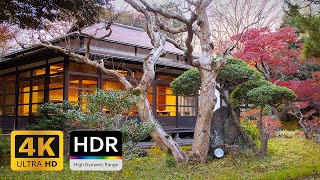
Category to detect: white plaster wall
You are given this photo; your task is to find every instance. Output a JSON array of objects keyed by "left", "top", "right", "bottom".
[{"left": 213, "top": 83, "right": 228, "bottom": 111}]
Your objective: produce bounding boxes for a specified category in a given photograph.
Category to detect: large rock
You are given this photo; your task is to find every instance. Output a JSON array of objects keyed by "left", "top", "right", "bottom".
[{"left": 209, "top": 106, "right": 249, "bottom": 156}]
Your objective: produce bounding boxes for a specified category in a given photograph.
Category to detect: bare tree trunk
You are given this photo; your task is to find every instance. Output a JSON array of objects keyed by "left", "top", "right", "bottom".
[
  {"left": 190, "top": 66, "right": 218, "bottom": 163},
  {"left": 257, "top": 106, "right": 268, "bottom": 158},
  {"left": 298, "top": 116, "right": 309, "bottom": 139},
  {"left": 137, "top": 94, "right": 187, "bottom": 162},
  {"left": 136, "top": 43, "right": 187, "bottom": 162},
  {"left": 271, "top": 104, "right": 289, "bottom": 120},
  {"left": 258, "top": 132, "right": 268, "bottom": 158},
  {"left": 271, "top": 106, "right": 280, "bottom": 120}
]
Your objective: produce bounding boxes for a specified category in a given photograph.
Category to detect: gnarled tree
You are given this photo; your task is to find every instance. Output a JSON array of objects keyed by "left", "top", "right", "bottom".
[
  {"left": 171, "top": 58, "right": 262, "bottom": 155},
  {"left": 36, "top": 19, "right": 188, "bottom": 163},
  {"left": 10, "top": 0, "right": 188, "bottom": 163},
  {"left": 171, "top": 58, "right": 297, "bottom": 158},
  {"left": 124, "top": 0, "right": 266, "bottom": 163},
  {"left": 10, "top": 0, "right": 264, "bottom": 163}
]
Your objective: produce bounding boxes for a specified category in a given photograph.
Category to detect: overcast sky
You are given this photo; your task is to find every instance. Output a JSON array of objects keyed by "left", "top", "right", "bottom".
[{"left": 112, "top": 0, "right": 284, "bottom": 26}]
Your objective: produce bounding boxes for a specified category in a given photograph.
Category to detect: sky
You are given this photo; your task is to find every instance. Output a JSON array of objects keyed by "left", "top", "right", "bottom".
[
  {"left": 112, "top": 0, "right": 284, "bottom": 27},
  {"left": 3, "top": 0, "right": 286, "bottom": 55}
]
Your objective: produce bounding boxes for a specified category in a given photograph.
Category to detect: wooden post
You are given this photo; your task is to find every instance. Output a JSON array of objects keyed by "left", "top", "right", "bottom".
[{"left": 63, "top": 56, "right": 69, "bottom": 101}]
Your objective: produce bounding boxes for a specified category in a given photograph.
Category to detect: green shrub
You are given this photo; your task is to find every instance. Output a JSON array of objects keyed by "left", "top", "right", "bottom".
[
  {"left": 78, "top": 89, "right": 157, "bottom": 161},
  {"left": 121, "top": 119, "right": 158, "bottom": 144},
  {"left": 170, "top": 58, "right": 262, "bottom": 97},
  {"left": 25, "top": 101, "right": 79, "bottom": 132},
  {"left": 121, "top": 119, "right": 157, "bottom": 160},
  {"left": 170, "top": 68, "right": 200, "bottom": 96},
  {"left": 241, "top": 120, "right": 259, "bottom": 141},
  {"left": 0, "top": 129, "right": 10, "bottom": 166}
]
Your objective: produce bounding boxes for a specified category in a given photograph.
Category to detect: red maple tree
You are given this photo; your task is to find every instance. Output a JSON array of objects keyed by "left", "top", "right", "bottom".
[
  {"left": 289, "top": 101, "right": 319, "bottom": 138},
  {"left": 232, "top": 27, "right": 301, "bottom": 81},
  {"left": 232, "top": 26, "right": 320, "bottom": 113},
  {"left": 277, "top": 78, "right": 320, "bottom": 109}
]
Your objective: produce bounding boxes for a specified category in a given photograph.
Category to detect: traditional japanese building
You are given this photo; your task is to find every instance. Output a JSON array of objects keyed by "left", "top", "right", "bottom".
[{"left": 0, "top": 23, "right": 202, "bottom": 134}]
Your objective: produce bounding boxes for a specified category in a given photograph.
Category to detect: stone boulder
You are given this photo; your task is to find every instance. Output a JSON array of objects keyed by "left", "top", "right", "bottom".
[{"left": 209, "top": 106, "right": 250, "bottom": 156}]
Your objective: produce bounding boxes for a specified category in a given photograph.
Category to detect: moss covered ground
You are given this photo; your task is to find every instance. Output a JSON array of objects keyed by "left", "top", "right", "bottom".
[{"left": 1, "top": 133, "right": 320, "bottom": 180}]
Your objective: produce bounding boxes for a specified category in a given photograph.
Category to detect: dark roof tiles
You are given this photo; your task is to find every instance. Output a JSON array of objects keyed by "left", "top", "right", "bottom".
[{"left": 1, "top": 22, "right": 194, "bottom": 70}]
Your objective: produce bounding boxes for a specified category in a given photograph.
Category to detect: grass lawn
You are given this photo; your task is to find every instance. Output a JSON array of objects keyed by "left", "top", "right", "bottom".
[{"left": 1, "top": 135, "right": 320, "bottom": 180}]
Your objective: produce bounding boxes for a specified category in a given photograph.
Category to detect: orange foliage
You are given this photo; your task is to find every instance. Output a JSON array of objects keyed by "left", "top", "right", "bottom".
[
  {"left": 241, "top": 109, "right": 282, "bottom": 137},
  {"left": 262, "top": 116, "right": 282, "bottom": 137}
]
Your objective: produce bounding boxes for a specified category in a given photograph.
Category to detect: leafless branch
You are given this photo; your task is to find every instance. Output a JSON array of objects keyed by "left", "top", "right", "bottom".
[
  {"left": 223, "top": 16, "right": 265, "bottom": 57},
  {"left": 13, "top": 37, "right": 26, "bottom": 49},
  {"left": 35, "top": 42, "right": 133, "bottom": 90},
  {"left": 138, "top": 0, "right": 191, "bottom": 24},
  {"left": 255, "top": 61, "right": 265, "bottom": 75},
  {"left": 164, "top": 35, "right": 187, "bottom": 52},
  {"left": 261, "top": 61, "right": 270, "bottom": 80},
  {"left": 185, "top": 0, "right": 198, "bottom": 5},
  {"left": 278, "top": 101, "right": 290, "bottom": 118},
  {"left": 155, "top": 14, "right": 188, "bottom": 34},
  {"left": 78, "top": 21, "right": 113, "bottom": 40},
  {"left": 274, "top": 74, "right": 286, "bottom": 85},
  {"left": 210, "top": 0, "right": 281, "bottom": 45},
  {"left": 124, "top": 0, "right": 148, "bottom": 15}
]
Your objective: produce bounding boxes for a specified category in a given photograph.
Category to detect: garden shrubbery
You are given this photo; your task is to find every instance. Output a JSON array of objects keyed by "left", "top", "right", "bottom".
[
  {"left": 0, "top": 129, "right": 10, "bottom": 166},
  {"left": 25, "top": 101, "right": 79, "bottom": 132},
  {"left": 24, "top": 89, "right": 157, "bottom": 161},
  {"left": 241, "top": 120, "right": 259, "bottom": 141},
  {"left": 78, "top": 89, "right": 158, "bottom": 160}
]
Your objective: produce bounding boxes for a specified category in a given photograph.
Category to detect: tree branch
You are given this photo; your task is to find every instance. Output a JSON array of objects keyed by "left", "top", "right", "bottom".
[
  {"left": 235, "top": 105, "right": 259, "bottom": 109},
  {"left": 124, "top": 0, "right": 159, "bottom": 44},
  {"left": 138, "top": 0, "right": 191, "bottom": 24},
  {"left": 155, "top": 13, "right": 188, "bottom": 34},
  {"left": 36, "top": 42, "right": 133, "bottom": 90},
  {"left": 216, "top": 85, "right": 233, "bottom": 108},
  {"left": 13, "top": 36, "right": 26, "bottom": 49},
  {"left": 123, "top": 0, "right": 148, "bottom": 16},
  {"left": 164, "top": 35, "right": 187, "bottom": 52},
  {"left": 212, "top": 56, "right": 227, "bottom": 70},
  {"left": 274, "top": 73, "right": 286, "bottom": 85},
  {"left": 126, "top": 0, "right": 199, "bottom": 67},
  {"left": 255, "top": 61, "right": 265, "bottom": 75},
  {"left": 261, "top": 61, "right": 270, "bottom": 80},
  {"left": 184, "top": 16, "right": 198, "bottom": 66},
  {"left": 278, "top": 101, "right": 290, "bottom": 118},
  {"left": 78, "top": 21, "right": 113, "bottom": 41},
  {"left": 76, "top": 21, "right": 113, "bottom": 58},
  {"left": 185, "top": 0, "right": 198, "bottom": 5},
  {"left": 223, "top": 15, "right": 266, "bottom": 57}
]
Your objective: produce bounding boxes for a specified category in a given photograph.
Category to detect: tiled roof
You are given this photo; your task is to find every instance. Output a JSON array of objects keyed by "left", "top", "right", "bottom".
[
  {"left": 83, "top": 48, "right": 193, "bottom": 69},
  {"left": 80, "top": 22, "right": 185, "bottom": 55},
  {"left": 1, "top": 22, "right": 194, "bottom": 70}
]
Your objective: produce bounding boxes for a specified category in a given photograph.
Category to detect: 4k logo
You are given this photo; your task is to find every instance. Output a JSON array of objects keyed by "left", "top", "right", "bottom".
[{"left": 11, "top": 131, "right": 63, "bottom": 171}]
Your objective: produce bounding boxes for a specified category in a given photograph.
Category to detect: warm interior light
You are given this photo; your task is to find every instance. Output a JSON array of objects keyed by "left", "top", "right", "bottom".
[{"left": 114, "top": 70, "right": 128, "bottom": 76}]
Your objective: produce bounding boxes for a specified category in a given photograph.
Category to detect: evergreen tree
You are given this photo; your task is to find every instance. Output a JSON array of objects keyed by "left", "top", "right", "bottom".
[{"left": 283, "top": 0, "right": 320, "bottom": 60}]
